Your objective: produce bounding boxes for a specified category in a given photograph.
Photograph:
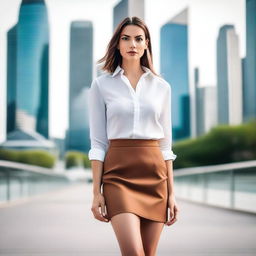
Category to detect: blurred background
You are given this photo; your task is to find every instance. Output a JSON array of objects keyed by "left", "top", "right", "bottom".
[{"left": 0, "top": 0, "right": 255, "bottom": 255}]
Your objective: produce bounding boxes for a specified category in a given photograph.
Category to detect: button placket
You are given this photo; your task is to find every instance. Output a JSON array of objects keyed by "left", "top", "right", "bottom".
[
  {"left": 133, "top": 97, "right": 140, "bottom": 137},
  {"left": 121, "top": 75, "right": 136, "bottom": 96},
  {"left": 120, "top": 71, "right": 147, "bottom": 96},
  {"left": 120, "top": 73, "right": 147, "bottom": 138}
]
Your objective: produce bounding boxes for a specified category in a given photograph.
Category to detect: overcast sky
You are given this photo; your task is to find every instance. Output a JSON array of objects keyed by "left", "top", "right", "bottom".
[{"left": 0, "top": 0, "right": 245, "bottom": 141}]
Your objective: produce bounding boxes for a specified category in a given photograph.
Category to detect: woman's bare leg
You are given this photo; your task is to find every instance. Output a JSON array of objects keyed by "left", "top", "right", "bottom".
[
  {"left": 110, "top": 213, "right": 145, "bottom": 256},
  {"left": 140, "top": 217, "right": 165, "bottom": 256}
]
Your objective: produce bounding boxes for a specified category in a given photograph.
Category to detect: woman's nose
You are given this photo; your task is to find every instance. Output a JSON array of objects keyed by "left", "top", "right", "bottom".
[{"left": 130, "top": 40, "right": 136, "bottom": 47}]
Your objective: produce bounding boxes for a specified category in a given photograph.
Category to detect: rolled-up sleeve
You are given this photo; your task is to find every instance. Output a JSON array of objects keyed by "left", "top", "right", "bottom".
[
  {"left": 88, "top": 78, "right": 109, "bottom": 162},
  {"left": 159, "top": 84, "right": 177, "bottom": 161}
]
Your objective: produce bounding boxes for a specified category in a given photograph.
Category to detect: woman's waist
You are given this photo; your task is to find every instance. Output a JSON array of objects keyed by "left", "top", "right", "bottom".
[{"left": 108, "top": 138, "right": 160, "bottom": 147}]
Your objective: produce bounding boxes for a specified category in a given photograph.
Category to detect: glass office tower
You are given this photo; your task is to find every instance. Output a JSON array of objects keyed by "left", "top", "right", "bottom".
[
  {"left": 113, "top": 0, "right": 145, "bottom": 31},
  {"left": 65, "top": 21, "right": 93, "bottom": 153},
  {"left": 7, "top": 25, "right": 17, "bottom": 133},
  {"left": 15, "top": 0, "right": 49, "bottom": 137},
  {"left": 243, "top": 0, "right": 256, "bottom": 121},
  {"left": 3, "top": 0, "right": 54, "bottom": 151},
  {"left": 217, "top": 25, "right": 242, "bottom": 125},
  {"left": 160, "top": 19, "right": 190, "bottom": 141}
]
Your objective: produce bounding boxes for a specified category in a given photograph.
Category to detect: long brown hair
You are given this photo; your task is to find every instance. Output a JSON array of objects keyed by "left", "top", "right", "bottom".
[{"left": 97, "top": 16, "right": 159, "bottom": 76}]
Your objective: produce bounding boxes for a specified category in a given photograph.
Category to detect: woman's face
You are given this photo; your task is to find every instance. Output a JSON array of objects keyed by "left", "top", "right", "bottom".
[{"left": 118, "top": 25, "right": 148, "bottom": 62}]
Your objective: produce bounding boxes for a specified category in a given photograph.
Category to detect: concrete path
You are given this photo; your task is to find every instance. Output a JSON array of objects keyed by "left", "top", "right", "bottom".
[{"left": 0, "top": 182, "right": 256, "bottom": 256}]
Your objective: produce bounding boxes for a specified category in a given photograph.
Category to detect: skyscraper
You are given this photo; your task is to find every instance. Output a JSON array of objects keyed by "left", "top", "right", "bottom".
[
  {"left": 195, "top": 67, "right": 217, "bottom": 136},
  {"left": 160, "top": 9, "right": 190, "bottom": 141},
  {"left": 243, "top": 0, "right": 256, "bottom": 121},
  {"left": 1, "top": 0, "right": 53, "bottom": 151},
  {"left": 217, "top": 25, "right": 242, "bottom": 125},
  {"left": 7, "top": 0, "right": 50, "bottom": 137},
  {"left": 196, "top": 86, "right": 217, "bottom": 136},
  {"left": 66, "top": 21, "right": 93, "bottom": 152},
  {"left": 113, "top": 0, "right": 145, "bottom": 31},
  {"left": 7, "top": 25, "right": 17, "bottom": 133},
  {"left": 195, "top": 70, "right": 217, "bottom": 136}
]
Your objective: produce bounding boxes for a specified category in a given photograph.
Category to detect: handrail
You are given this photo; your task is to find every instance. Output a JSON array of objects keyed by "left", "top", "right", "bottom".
[
  {"left": 0, "top": 160, "right": 65, "bottom": 177},
  {"left": 0, "top": 160, "right": 71, "bottom": 203},
  {"left": 174, "top": 160, "right": 256, "bottom": 176}
]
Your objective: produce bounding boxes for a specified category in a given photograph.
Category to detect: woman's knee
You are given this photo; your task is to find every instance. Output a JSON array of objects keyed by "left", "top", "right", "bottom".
[
  {"left": 121, "top": 246, "right": 145, "bottom": 256},
  {"left": 110, "top": 213, "right": 145, "bottom": 256},
  {"left": 143, "top": 246, "right": 156, "bottom": 256},
  {"left": 140, "top": 219, "right": 164, "bottom": 256}
]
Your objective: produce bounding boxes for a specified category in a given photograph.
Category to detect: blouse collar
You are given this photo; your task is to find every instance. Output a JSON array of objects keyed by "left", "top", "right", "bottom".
[{"left": 111, "top": 65, "right": 153, "bottom": 78}]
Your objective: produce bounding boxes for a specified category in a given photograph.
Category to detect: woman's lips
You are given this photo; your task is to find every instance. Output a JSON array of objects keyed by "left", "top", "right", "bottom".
[{"left": 128, "top": 51, "right": 137, "bottom": 55}]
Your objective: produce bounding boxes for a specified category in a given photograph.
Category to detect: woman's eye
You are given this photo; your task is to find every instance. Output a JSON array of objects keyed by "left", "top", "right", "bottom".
[{"left": 121, "top": 37, "right": 143, "bottom": 41}]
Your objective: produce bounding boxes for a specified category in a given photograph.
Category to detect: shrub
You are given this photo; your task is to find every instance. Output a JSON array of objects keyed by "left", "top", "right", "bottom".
[
  {"left": 65, "top": 151, "right": 88, "bottom": 169},
  {"left": 82, "top": 153, "right": 91, "bottom": 168},
  {"left": 173, "top": 119, "right": 256, "bottom": 169},
  {"left": 0, "top": 149, "right": 56, "bottom": 168}
]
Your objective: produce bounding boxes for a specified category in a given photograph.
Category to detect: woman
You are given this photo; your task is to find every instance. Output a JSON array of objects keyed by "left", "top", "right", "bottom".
[{"left": 88, "top": 16, "right": 179, "bottom": 256}]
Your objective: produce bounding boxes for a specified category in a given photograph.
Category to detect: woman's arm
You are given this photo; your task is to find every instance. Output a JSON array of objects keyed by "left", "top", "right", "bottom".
[
  {"left": 91, "top": 160, "right": 104, "bottom": 195},
  {"left": 88, "top": 78, "right": 109, "bottom": 192},
  {"left": 90, "top": 160, "right": 108, "bottom": 222},
  {"left": 165, "top": 159, "right": 175, "bottom": 196},
  {"left": 158, "top": 83, "right": 177, "bottom": 197},
  {"left": 158, "top": 84, "right": 176, "bottom": 162},
  {"left": 159, "top": 84, "right": 179, "bottom": 225},
  {"left": 88, "top": 78, "right": 109, "bottom": 162},
  {"left": 88, "top": 78, "right": 109, "bottom": 222},
  {"left": 165, "top": 158, "right": 179, "bottom": 226}
]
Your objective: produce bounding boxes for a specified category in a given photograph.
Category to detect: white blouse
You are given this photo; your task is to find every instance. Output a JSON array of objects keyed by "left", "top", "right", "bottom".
[{"left": 87, "top": 65, "right": 177, "bottom": 162}]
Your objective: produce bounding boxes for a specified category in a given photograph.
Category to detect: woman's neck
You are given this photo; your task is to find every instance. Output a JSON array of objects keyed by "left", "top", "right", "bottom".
[{"left": 121, "top": 61, "right": 144, "bottom": 77}]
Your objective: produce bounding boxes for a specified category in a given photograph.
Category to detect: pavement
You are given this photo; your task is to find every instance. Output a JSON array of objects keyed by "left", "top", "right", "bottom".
[{"left": 0, "top": 182, "right": 256, "bottom": 256}]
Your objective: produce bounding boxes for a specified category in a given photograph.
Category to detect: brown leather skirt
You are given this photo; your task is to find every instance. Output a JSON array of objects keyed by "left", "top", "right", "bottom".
[{"left": 102, "top": 139, "right": 168, "bottom": 223}]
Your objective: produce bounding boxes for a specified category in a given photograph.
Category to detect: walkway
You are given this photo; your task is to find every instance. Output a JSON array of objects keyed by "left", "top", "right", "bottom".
[{"left": 0, "top": 183, "right": 255, "bottom": 256}]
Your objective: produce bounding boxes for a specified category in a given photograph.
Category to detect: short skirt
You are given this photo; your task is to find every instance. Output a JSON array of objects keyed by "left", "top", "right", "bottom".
[{"left": 102, "top": 139, "right": 169, "bottom": 223}]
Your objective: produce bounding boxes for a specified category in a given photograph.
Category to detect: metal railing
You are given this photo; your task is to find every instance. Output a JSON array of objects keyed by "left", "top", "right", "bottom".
[
  {"left": 1, "top": 159, "right": 255, "bottom": 213},
  {"left": 173, "top": 160, "right": 256, "bottom": 213},
  {"left": 0, "top": 160, "right": 74, "bottom": 204}
]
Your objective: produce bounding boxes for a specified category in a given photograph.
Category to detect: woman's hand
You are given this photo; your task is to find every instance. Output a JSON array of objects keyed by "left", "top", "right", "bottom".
[
  {"left": 91, "top": 193, "right": 109, "bottom": 222},
  {"left": 165, "top": 194, "right": 179, "bottom": 226}
]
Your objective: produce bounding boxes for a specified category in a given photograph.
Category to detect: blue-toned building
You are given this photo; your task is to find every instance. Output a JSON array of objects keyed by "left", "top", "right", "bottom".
[
  {"left": 7, "top": 25, "right": 17, "bottom": 133},
  {"left": 17, "top": 0, "right": 49, "bottom": 137},
  {"left": 113, "top": 0, "right": 145, "bottom": 31},
  {"left": 217, "top": 25, "right": 242, "bottom": 125},
  {"left": 160, "top": 10, "right": 190, "bottom": 141},
  {"left": 3, "top": 0, "right": 52, "bottom": 151},
  {"left": 65, "top": 21, "right": 93, "bottom": 153},
  {"left": 195, "top": 67, "right": 217, "bottom": 136},
  {"left": 243, "top": 0, "right": 256, "bottom": 121}
]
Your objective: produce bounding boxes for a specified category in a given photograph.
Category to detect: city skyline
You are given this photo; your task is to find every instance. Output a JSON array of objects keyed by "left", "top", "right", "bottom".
[{"left": 0, "top": 0, "right": 246, "bottom": 142}]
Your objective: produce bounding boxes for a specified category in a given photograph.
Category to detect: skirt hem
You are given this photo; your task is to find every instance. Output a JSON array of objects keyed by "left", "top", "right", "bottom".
[{"left": 108, "top": 210, "right": 167, "bottom": 223}]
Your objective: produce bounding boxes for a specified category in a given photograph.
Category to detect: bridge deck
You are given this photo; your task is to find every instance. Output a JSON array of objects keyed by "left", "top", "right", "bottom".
[{"left": 0, "top": 183, "right": 255, "bottom": 256}]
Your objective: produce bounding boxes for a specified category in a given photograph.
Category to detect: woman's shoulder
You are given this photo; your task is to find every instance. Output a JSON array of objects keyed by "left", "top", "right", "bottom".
[
  {"left": 151, "top": 74, "right": 171, "bottom": 92},
  {"left": 90, "top": 72, "right": 111, "bottom": 89},
  {"left": 93, "top": 72, "right": 113, "bottom": 85}
]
